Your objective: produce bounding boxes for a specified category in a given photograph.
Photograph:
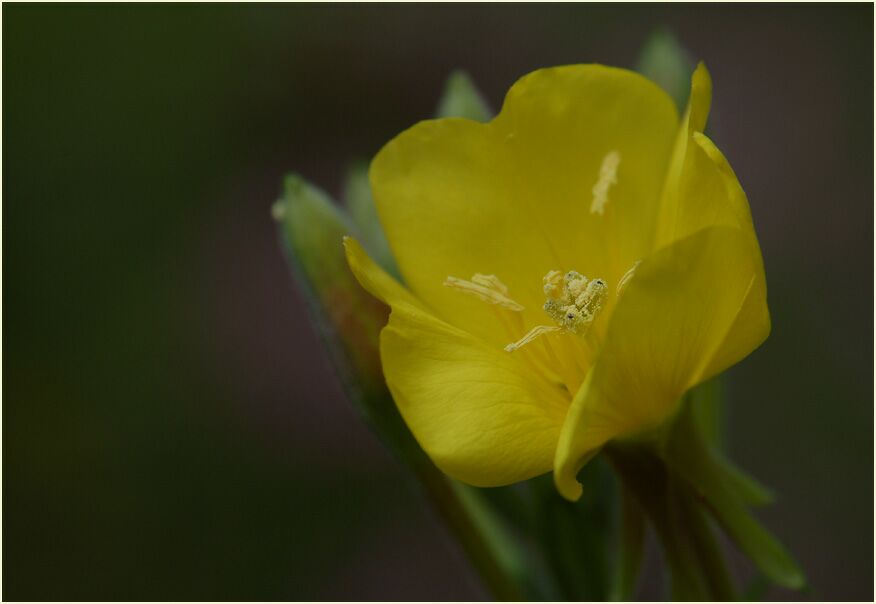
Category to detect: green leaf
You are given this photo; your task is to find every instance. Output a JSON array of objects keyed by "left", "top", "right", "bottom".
[
  {"left": 636, "top": 28, "right": 694, "bottom": 114},
  {"left": 435, "top": 70, "right": 493, "bottom": 122},
  {"left": 342, "top": 161, "right": 400, "bottom": 279}
]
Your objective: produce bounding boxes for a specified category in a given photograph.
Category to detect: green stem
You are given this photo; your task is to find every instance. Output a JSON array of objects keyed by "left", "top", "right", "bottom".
[{"left": 611, "top": 484, "right": 646, "bottom": 601}]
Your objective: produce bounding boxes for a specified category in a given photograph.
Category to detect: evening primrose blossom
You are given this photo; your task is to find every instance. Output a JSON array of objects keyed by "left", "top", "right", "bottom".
[{"left": 344, "top": 63, "right": 769, "bottom": 501}]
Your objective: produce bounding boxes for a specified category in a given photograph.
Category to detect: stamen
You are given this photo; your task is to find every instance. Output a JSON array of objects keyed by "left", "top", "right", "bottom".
[
  {"left": 444, "top": 274, "right": 524, "bottom": 311},
  {"left": 543, "top": 270, "right": 564, "bottom": 298},
  {"left": 578, "top": 279, "right": 608, "bottom": 318},
  {"left": 448, "top": 266, "right": 611, "bottom": 395},
  {"left": 564, "top": 271, "right": 589, "bottom": 299},
  {"left": 504, "top": 325, "right": 561, "bottom": 352},
  {"left": 590, "top": 150, "right": 621, "bottom": 215},
  {"left": 507, "top": 269, "right": 609, "bottom": 354},
  {"left": 468, "top": 273, "right": 508, "bottom": 295},
  {"left": 444, "top": 271, "right": 580, "bottom": 391},
  {"left": 617, "top": 260, "right": 641, "bottom": 296},
  {"left": 543, "top": 271, "right": 607, "bottom": 334},
  {"left": 491, "top": 268, "right": 613, "bottom": 393}
]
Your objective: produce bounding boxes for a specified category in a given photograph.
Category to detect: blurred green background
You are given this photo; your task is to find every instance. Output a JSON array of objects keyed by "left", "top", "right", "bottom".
[{"left": 3, "top": 4, "right": 872, "bottom": 600}]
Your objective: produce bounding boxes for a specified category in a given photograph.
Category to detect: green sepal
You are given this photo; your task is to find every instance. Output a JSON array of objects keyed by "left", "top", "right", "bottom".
[
  {"left": 711, "top": 451, "right": 775, "bottom": 508},
  {"left": 274, "top": 175, "right": 379, "bottom": 384},
  {"left": 608, "top": 390, "right": 801, "bottom": 599},
  {"left": 687, "top": 378, "right": 773, "bottom": 505},
  {"left": 661, "top": 398, "right": 806, "bottom": 590},
  {"left": 689, "top": 376, "right": 725, "bottom": 448},
  {"left": 435, "top": 70, "right": 493, "bottom": 122},
  {"left": 608, "top": 444, "right": 735, "bottom": 601},
  {"left": 636, "top": 28, "right": 694, "bottom": 114},
  {"left": 342, "top": 161, "right": 400, "bottom": 279},
  {"left": 274, "top": 176, "right": 414, "bottom": 455}
]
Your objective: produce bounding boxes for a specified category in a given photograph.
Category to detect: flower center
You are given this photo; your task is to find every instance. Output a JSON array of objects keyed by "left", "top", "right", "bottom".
[
  {"left": 540, "top": 270, "right": 608, "bottom": 337},
  {"left": 444, "top": 269, "right": 621, "bottom": 395},
  {"left": 500, "top": 268, "right": 609, "bottom": 377}
]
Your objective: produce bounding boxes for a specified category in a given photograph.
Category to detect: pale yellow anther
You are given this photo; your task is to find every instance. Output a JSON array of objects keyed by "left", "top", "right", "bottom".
[
  {"left": 590, "top": 150, "right": 621, "bottom": 215},
  {"left": 506, "top": 269, "right": 610, "bottom": 353},
  {"left": 504, "top": 325, "right": 561, "bottom": 352},
  {"left": 551, "top": 271, "right": 607, "bottom": 334},
  {"left": 471, "top": 273, "right": 509, "bottom": 295},
  {"left": 565, "top": 271, "right": 589, "bottom": 299},
  {"left": 543, "top": 270, "right": 564, "bottom": 299},
  {"left": 579, "top": 279, "right": 608, "bottom": 315},
  {"left": 444, "top": 274, "right": 524, "bottom": 311},
  {"left": 617, "top": 260, "right": 641, "bottom": 296},
  {"left": 558, "top": 305, "right": 590, "bottom": 333}
]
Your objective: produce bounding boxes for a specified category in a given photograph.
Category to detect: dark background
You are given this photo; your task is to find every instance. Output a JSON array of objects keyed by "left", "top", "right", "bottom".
[{"left": 4, "top": 4, "right": 873, "bottom": 600}]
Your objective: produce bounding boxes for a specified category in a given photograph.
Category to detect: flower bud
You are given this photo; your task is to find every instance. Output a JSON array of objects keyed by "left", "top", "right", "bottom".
[
  {"left": 274, "top": 174, "right": 395, "bottom": 422},
  {"left": 435, "top": 70, "right": 493, "bottom": 122}
]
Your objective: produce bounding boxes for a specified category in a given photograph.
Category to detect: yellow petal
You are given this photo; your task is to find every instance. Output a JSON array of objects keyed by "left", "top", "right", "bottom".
[
  {"left": 370, "top": 65, "right": 678, "bottom": 345},
  {"left": 688, "top": 134, "right": 770, "bottom": 377},
  {"left": 343, "top": 236, "right": 422, "bottom": 310},
  {"left": 687, "top": 61, "right": 712, "bottom": 133},
  {"left": 554, "top": 226, "right": 766, "bottom": 501},
  {"left": 345, "top": 236, "right": 568, "bottom": 487},
  {"left": 655, "top": 62, "right": 716, "bottom": 249},
  {"left": 653, "top": 63, "right": 770, "bottom": 381}
]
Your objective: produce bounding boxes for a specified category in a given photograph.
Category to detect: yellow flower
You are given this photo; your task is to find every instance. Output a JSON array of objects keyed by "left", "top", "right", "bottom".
[{"left": 344, "top": 63, "right": 769, "bottom": 501}]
